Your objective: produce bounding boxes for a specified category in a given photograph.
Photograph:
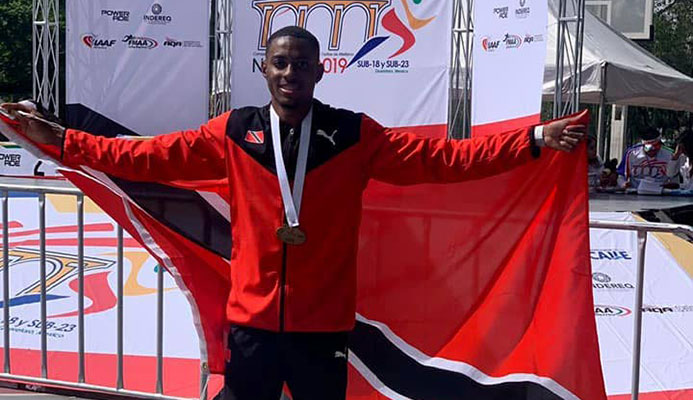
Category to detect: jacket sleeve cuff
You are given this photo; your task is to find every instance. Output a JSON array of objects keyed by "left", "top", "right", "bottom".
[{"left": 529, "top": 125, "right": 543, "bottom": 159}]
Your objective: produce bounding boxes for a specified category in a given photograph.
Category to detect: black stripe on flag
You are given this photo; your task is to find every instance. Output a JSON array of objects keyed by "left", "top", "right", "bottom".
[
  {"left": 349, "top": 320, "right": 564, "bottom": 400},
  {"left": 110, "top": 177, "right": 232, "bottom": 259}
]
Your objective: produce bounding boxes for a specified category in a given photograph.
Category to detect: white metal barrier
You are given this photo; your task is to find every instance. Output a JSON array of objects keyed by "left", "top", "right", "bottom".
[
  {"left": 589, "top": 220, "right": 693, "bottom": 400},
  {"left": 0, "top": 180, "right": 691, "bottom": 400},
  {"left": 0, "top": 181, "right": 199, "bottom": 400}
]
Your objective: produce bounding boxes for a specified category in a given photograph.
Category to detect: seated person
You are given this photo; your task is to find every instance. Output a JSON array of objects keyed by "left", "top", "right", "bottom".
[
  {"left": 587, "top": 133, "right": 604, "bottom": 189},
  {"left": 667, "top": 129, "right": 693, "bottom": 191},
  {"left": 617, "top": 127, "right": 675, "bottom": 192},
  {"left": 600, "top": 158, "right": 619, "bottom": 188}
]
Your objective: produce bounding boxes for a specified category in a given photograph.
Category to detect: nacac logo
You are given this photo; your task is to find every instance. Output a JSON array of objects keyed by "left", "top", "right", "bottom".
[
  {"left": 251, "top": 0, "right": 436, "bottom": 67},
  {"left": 594, "top": 305, "right": 632, "bottom": 317}
]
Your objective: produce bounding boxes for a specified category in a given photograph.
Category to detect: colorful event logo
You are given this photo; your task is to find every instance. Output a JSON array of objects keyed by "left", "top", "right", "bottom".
[
  {"left": 251, "top": 0, "right": 436, "bottom": 68},
  {"left": 0, "top": 221, "right": 170, "bottom": 319}
]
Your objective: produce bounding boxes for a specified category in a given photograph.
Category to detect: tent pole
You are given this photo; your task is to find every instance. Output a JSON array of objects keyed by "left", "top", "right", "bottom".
[{"left": 597, "top": 63, "right": 607, "bottom": 159}]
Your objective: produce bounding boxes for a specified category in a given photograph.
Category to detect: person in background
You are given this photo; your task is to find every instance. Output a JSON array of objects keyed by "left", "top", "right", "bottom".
[
  {"left": 587, "top": 133, "right": 603, "bottom": 189},
  {"left": 617, "top": 127, "right": 675, "bottom": 191},
  {"left": 600, "top": 158, "right": 619, "bottom": 188},
  {"left": 667, "top": 129, "right": 693, "bottom": 191}
]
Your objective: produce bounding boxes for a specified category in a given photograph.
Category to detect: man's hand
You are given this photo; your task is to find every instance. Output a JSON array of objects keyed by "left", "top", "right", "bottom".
[
  {"left": 542, "top": 110, "right": 589, "bottom": 152},
  {"left": 0, "top": 102, "right": 65, "bottom": 147}
]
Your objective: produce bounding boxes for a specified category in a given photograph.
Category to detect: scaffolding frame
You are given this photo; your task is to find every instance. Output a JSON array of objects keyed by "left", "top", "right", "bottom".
[{"left": 32, "top": 0, "right": 60, "bottom": 116}]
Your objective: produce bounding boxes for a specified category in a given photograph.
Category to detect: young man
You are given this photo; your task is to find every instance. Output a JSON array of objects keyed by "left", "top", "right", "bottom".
[
  {"left": 3, "top": 26, "right": 586, "bottom": 400},
  {"left": 618, "top": 127, "right": 675, "bottom": 191}
]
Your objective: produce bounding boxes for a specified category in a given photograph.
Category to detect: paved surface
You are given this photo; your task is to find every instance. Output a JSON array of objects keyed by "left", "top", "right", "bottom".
[{"left": 0, "top": 388, "right": 85, "bottom": 399}]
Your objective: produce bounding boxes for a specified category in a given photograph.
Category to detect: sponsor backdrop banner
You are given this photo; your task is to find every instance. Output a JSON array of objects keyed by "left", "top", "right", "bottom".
[
  {"left": 231, "top": 0, "right": 452, "bottom": 129},
  {"left": 590, "top": 212, "right": 693, "bottom": 399},
  {"left": 471, "top": 0, "right": 548, "bottom": 136},
  {"left": 0, "top": 143, "right": 58, "bottom": 177},
  {"left": 0, "top": 195, "right": 201, "bottom": 396},
  {"left": 66, "top": 0, "right": 209, "bottom": 136}
]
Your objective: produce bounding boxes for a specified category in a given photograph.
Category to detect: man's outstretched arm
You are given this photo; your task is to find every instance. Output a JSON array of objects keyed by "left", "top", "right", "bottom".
[
  {"left": 362, "top": 111, "right": 588, "bottom": 185},
  {"left": 1, "top": 101, "right": 228, "bottom": 182}
]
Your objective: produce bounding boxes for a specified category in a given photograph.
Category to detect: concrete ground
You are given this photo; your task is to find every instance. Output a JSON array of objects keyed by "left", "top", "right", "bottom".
[{"left": 0, "top": 388, "right": 85, "bottom": 399}]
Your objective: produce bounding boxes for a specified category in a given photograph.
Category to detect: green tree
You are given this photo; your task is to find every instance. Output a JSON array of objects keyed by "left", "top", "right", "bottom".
[
  {"left": 0, "top": 0, "right": 33, "bottom": 101},
  {"left": 628, "top": 0, "right": 693, "bottom": 144}
]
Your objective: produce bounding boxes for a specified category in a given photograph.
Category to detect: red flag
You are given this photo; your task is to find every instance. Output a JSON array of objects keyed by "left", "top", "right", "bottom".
[{"left": 0, "top": 112, "right": 606, "bottom": 399}]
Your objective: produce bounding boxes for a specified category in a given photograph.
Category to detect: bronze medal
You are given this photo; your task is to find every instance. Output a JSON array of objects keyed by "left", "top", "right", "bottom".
[{"left": 276, "top": 225, "right": 306, "bottom": 246}]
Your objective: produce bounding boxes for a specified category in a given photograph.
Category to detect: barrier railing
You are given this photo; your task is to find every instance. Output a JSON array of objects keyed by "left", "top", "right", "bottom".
[
  {"left": 589, "top": 220, "right": 693, "bottom": 400},
  {"left": 0, "top": 180, "right": 202, "bottom": 400},
  {"left": 0, "top": 178, "right": 691, "bottom": 400}
]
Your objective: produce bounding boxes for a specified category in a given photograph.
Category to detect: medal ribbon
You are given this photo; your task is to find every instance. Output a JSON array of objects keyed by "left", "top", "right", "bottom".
[{"left": 270, "top": 106, "right": 312, "bottom": 228}]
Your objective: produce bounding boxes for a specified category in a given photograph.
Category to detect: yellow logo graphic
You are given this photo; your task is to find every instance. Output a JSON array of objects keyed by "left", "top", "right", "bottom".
[{"left": 0, "top": 248, "right": 113, "bottom": 295}]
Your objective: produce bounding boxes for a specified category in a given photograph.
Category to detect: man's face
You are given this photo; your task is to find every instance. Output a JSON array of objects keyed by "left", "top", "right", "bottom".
[
  {"left": 262, "top": 36, "right": 323, "bottom": 109},
  {"left": 642, "top": 138, "right": 662, "bottom": 157}
]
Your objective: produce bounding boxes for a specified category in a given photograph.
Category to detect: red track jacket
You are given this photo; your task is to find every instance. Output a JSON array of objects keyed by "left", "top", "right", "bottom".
[{"left": 63, "top": 100, "right": 539, "bottom": 333}]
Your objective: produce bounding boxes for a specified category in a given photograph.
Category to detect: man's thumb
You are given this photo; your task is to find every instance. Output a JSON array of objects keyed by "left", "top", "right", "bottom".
[{"left": 566, "top": 109, "right": 590, "bottom": 126}]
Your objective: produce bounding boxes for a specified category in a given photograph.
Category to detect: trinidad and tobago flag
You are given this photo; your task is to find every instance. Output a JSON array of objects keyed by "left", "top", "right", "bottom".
[{"left": 0, "top": 112, "right": 606, "bottom": 399}]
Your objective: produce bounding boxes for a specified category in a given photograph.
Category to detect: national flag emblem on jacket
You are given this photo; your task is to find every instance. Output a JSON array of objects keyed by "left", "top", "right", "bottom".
[
  {"left": 0, "top": 110, "right": 606, "bottom": 400},
  {"left": 244, "top": 129, "right": 264, "bottom": 144}
]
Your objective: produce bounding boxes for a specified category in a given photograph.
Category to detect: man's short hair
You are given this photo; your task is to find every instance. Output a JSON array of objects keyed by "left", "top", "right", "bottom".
[
  {"left": 677, "top": 129, "right": 693, "bottom": 155},
  {"left": 639, "top": 127, "right": 661, "bottom": 141},
  {"left": 266, "top": 26, "right": 320, "bottom": 58}
]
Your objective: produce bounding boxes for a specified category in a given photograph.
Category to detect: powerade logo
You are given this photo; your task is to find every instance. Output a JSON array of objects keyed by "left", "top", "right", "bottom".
[
  {"left": 595, "top": 305, "right": 632, "bottom": 317},
  {"left": 590, "top": 249, "right": 632, "bottom": 261},
  {"left": 493, "top": 6, "right": 508, "bottom": 18},
  {"left": 123, "top": 35, "right": 158, "bottom": 49},
  {"left": 81, "top": 34, "right": 117, "bottom": 49},
  {"left": 144, "top": 3, "right": 172, "bottom": 25},
  {"left": 592, "top": 272, "right": 635, "bottom": 290},
  {"left": 101, "top": 9, "right": 129, "bottom": 22}
]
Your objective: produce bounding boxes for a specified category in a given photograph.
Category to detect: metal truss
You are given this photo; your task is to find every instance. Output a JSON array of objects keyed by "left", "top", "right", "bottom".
[
  {"left": 552, "top": 0, "right": 587, "bottom": 118},
  {"left": 448, "top": 0, "right": 473, "bottom": 139},
  {"left": 447, "top": 0, "right": 586, "bottom": 138},
  {"left": 210, "top": 0, "right": 233, "bottom": 117},
  {"left": 32, "top": 0, "right": 60, "bottom": 116}
]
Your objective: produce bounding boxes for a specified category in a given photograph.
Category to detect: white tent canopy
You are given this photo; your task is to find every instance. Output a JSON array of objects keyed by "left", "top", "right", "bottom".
[{"left": 543, "top": 2, "right": 693, "bottom": 111}]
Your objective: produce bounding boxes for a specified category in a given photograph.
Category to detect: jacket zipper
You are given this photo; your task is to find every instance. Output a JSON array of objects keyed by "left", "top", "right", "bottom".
[{"left": 279, "top": 242, "right": 288, "bottom": 332}]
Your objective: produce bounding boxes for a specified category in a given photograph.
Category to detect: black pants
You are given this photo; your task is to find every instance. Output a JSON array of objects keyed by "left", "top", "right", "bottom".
[{"left": 214, "top": 325, "right": 349, "bottom": 400}]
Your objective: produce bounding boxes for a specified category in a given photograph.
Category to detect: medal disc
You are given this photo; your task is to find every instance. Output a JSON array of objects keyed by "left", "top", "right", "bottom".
[{"left": 276, "top": 225, "right": 306, "bottom": 245}]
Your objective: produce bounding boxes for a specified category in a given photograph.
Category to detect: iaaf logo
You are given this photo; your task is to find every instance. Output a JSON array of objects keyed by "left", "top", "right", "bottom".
[
  {"left": 481, "top": 33, "right": 522, "bottom": 52},
  {"left": 82, "top": 34, "right": 117, "bottom": 49},
  {"left": 123, "top": 34, "right": 158, "bottom": 49},
  {"left": 481, "top": 37, "right": 501, "bottom": 52},
  {"left": 251, "top": 0, "right": 437, "bottom": 68}
]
